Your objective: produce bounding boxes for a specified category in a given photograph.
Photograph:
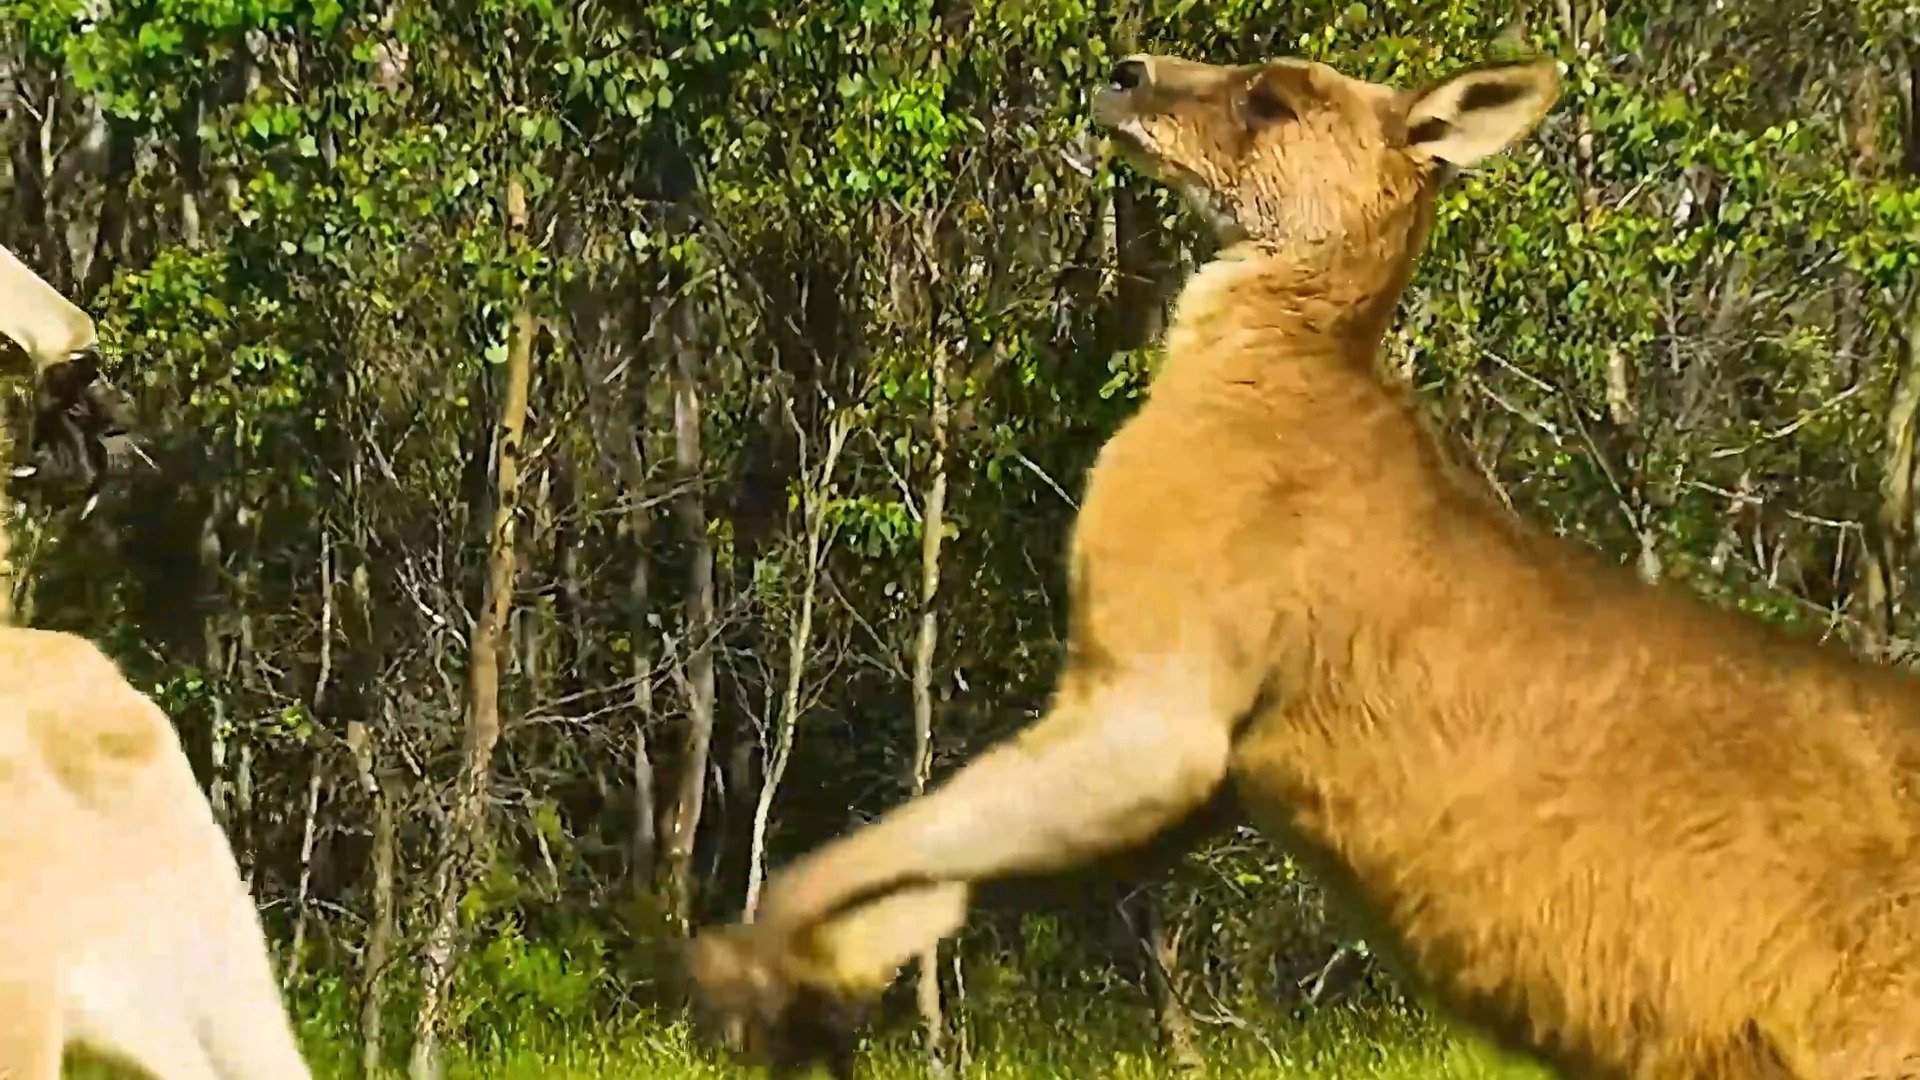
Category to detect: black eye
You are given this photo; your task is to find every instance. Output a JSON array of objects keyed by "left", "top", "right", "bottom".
[
  {"left": 1110, "top": 59, "right": 1147, "bottom": 92},
  {"left": 1246, "top": 83, "right": 1294, "bottom": 124}
]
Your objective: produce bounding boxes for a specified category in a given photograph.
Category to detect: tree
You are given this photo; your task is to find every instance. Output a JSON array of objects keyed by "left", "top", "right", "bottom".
[{"left": 410, "top": 176, "right": 540, "bottom": 1080}]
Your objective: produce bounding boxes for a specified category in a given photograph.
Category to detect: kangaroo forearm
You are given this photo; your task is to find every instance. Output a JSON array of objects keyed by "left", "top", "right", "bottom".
[{"left": 758, "top": 706, "right": 1229, "bottom": 935}]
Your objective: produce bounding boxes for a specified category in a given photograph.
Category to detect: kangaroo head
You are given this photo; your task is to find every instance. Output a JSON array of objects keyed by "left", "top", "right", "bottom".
[{"left": 1091, "top": 52, "right": 1560, "bottom": 252}]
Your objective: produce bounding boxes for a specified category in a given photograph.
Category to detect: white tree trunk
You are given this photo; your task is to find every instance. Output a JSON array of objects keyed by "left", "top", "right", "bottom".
[{"left": 744, "top": 409, "right": 850, "bottom": 919}]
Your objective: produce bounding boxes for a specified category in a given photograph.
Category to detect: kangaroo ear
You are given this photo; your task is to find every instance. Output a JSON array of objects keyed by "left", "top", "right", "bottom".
[
  {"left": 0, "top": 242, "right": 96, "bottom": 372},
  {"left": 1401, "top": 59, "right": 1561, "bottom": 167}
]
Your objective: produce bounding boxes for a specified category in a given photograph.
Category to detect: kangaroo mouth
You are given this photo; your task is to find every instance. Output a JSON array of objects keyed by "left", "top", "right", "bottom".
[
  {"left": 1090, "top": 84, "right": 1133, "bottom": 129},
  {"left": 1086, "top": 99, "right": 1249, "bottom": 245},
  {"left": 1091, "top": 85, "right": 1153, "bottom": 152},
  {"left": 1090, "top": 93, "right": 1158, "bottom": 177}
]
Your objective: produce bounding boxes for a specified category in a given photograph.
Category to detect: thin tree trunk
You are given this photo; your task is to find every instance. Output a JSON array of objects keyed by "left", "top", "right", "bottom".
[
  {"left": 409, "top": 177, "right": 538, "bottom": 1080},
  {"left": 176, "top": 88, "right": 205, "bottom": 249},
  {"left": 349, "top": 719, "right": 398, "bottom": 1077},
  {"left": 337, "top": 363, "right": 398, "bottom": 1075},
  {"left": 632, "top": 688, "right": 658, "bottom": 878},
  {"left": 7, "top": 77, "right": 72, "bottom": 295},
  {"left": 348, "top": 673, "right": 400, "bottom": 1078},
  {"left": 202, "top": 491, "right": 234, "bottom": 829},
  {"left": 1837, "top": 62, "right": 1886, "bottom": 389},
  {"left": 720, "top": 390, "right": 794, "bottom": 906},
  {"left": 1901, "top": 41, "right": 1919, "bottom": 180},
  {"left": 662, "top": 296, "right": 717, "bottom": 931},
  {"left": 630, "top": 509, "right": 658, "bottom": 884},
  {"left": 80, "top": 113, "right": 137, "bottom": 303},
  {"left": 618, "top": 347, "right": 658, "bottom": 887},
  {"left": 1555, "top": 0, "right": 1599, "bottom": 213},
  {"left": 342, "top": 383, "right": 397, "bottom": 1078},
  {"left": 550, "top": 455, "right": 589, "bottom": 707},
  {"left": 564, "top": 274, "right": 659, "bottom": 889},
  {"left": 910, "top": 338, "right": 951, "bottom": 1074},
  {"left": 1868, "top": 285, "right": 1920, "bottom": 652},
  {"left": 1553, "top": 0, "right": 1660, "bottom": 584},
  {"left": 563, "top": 278, "right": 660, "bottom": 888},
  {"left": 286, "top": 531, "right": 337, "bottom": 990},
  {"left": 743, "top": 409, "right": 850, "bottom": 919},
  {"left": 284, "top": 770, "right": 324, "bottom": 988},
  {"left": 1852, "top": 52, "right": 1911, "bottom": 651}
]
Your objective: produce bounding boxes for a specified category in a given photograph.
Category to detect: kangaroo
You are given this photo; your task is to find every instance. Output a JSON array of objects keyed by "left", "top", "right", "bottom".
[
  {"left": 690, "top": 50, "right": 1920, "bottom": 1080},
  {"left": 0, "top": 625, "right": 313, "bottom": 1080}
]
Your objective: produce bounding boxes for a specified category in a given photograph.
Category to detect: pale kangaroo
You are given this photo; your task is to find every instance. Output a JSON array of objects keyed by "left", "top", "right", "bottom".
[
  {"left": 0, "top": 626, "right": 313, "bottom": 1079},
  {"left": 0, "top": 243, "right": 134, "bottom": 495},
  {"left": 690, "top": 50, "right": 1920, "bottom": 1080}
]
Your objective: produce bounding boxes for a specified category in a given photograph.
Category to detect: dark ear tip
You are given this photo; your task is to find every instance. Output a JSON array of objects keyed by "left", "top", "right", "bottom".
[
  {"left": 1475, "top": 55, "right": 1559, "bottom": 80},
  {"left": 1239, "top": 70, "right": 1295, "bottom": 126},
  {"left": 1247, "top": 84, "right": 1294, "bottom": 123}
]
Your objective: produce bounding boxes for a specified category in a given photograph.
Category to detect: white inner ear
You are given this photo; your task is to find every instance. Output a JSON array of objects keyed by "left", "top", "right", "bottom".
[{"left": 1404, "top": 63, "right": 1559, "bottom": 168}]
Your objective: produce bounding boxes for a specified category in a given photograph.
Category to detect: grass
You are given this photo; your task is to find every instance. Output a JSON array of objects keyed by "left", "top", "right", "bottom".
[{"left": 67, "top": 1001, "right": 1557, "bottom": 1079}]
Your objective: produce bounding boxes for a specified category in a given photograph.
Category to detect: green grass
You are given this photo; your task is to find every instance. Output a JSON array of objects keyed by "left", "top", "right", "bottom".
[{"left": 68, "top": 1003, "right": 1555, "bottom": 1079}]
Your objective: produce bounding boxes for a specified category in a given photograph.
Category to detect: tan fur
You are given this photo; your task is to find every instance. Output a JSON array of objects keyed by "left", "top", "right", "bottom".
[
  {"left": 689, "top": 51, "right": 1920, "bottom": 1080},
  {"left": 0, "top": 626, "right": 312, "bottom": 1080}
]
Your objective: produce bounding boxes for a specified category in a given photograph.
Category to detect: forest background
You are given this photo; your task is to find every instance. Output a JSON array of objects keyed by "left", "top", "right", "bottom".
[{"left": 1, "top": 0, "right": 1915, "bottom": 1076}]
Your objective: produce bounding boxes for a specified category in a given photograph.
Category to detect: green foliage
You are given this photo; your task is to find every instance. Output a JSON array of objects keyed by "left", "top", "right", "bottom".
[
  {"left": 452, "top": 919, "right": 613, "bottom": 1046},
  {"left": 71, "top": 981, "right": 1546, "bottom": 1080}
]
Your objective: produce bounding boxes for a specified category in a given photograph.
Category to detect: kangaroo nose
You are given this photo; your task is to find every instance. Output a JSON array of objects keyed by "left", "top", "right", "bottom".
[{"left": 1109, "top": 59, "right": 1148, "bottom": 92}]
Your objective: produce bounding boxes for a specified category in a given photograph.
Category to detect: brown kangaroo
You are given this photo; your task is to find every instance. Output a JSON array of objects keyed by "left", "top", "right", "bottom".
[
  {"left": 0, "top": 625, "right": 313, "bottom": 1080},
  {"left": 689, "top": 51, "right": 1920, "bottom": 1080}
]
